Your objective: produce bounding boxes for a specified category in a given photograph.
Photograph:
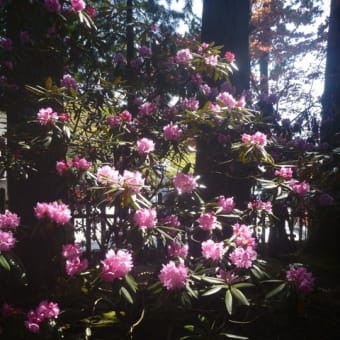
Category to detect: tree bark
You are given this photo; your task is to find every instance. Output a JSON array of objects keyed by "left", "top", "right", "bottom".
[
  {"left": 201, "top": 0, "right": 251, "bottom": 94},
  {"left": 196, "top": 1, "right": 252, "bottom": 204}
]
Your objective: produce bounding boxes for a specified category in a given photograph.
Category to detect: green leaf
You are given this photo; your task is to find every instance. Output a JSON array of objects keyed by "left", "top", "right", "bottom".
[
  {"left": 201, "top": 276, "right": 225, "bottom": 284},
  {"left": 202, "top": 285, "right": 224, "bottom": 296},
  {"left": 125, "top": 274, "right": 138, "bottom": 293},
  {"left": 225, "top": 289, "right": 233, "bottom": 315},
  {"left": 232, "top": 282, "right": 254, "bottom": 289},
  {"left": 119, "top": 286, "right": 133, "bottom": 304},
  {"left": 221, "top": 332, "right": 249, "bottom": 339},
  {"left": 0, "top": 254, "right": 10, "bottom": 271},
  {"left": 230, "top": 287, "right": 249, "bottom": 306},
  {"left": 265, "top": 283, "right": 287, "bottom": 299}
]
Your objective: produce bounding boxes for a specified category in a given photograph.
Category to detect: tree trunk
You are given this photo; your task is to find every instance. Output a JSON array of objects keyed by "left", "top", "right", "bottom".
[
  {"left": 305, "top": 0, "right": 340, "bottom": 260},
  {"left": 201, "top": 0, "right": 251, "bottom": 94},
  {"left": 320, "top": 0, "right": 340, "bottom": 146},
  {"left": 196, "top": 0, "right": 252, "bottom": 204}
]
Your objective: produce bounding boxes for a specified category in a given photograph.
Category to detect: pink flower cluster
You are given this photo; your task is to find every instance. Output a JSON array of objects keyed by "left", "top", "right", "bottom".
[
  {"left": 96, "top": 166, "right": 145, "bottom": 194},
  {"left": 44, "top": 0, "right": 61, "bottom": 12},
  {"left": 201, "top": 239, "right": 224, "bottom": 261},
  {"left": 232, "top": 223, "right": 256, "bottom": 248},
  {"left": 37, "top": 107, "right": 59, "bottom": 126},
  {"left": 136, "top": 138, "right": 155, "bottom": 155},
  {"left": 176, "top": 48, "right": 193, "bottom": 63},
  {"left": 25, "top": 301, "right": 59, "bottom": 333},
  {"left": 0, "top": 210, "right": 20, "bottom": 252},
  {"left": 159, "top": 260, "right": 189, "bottom": 290},
  {"left": 247, "top": 200, "right": 272, "bottom": 213},
  {"left": 216, "top": 92, "right": 245, "bottom": 109},
  {"left": 56, "top": 156, "right": 91, "bottom": 175},
  {"left": 289, "top": 180, "right": 310, "bottom": 196},
  {"left": 138, "top": 102, "right": 156, "bottom": 116},
  {"left": 173, "top": 172, "right": 197, "bottom": 194},
  {"left": 182, "top": 97, "right": 199, "bottom": 111},
  {"left": 167, "top": 241, "right": 188, "bottom": 258},
  {"left": 242, "top": 131, "right": 267, "bottom": 146},
  {"left": 286, "top": 265, "right": 314, "bottom": 294},
  {"left": 60, "top": 74, "right": 78, "bottom": 91},
  {"left": 224, "top": 51, "right": 235, "bottom": 63},
  {"left": 217, "top": 196, "right": 234, "bottom": 213},
  {"left": 134, "top": 208, "right": 157, "bottom": 229},
  {"left": 163, "top": 122, "right": 183, "bottom": 141},
  {"left": 34, "top": 201, "right": 72, "bottom": 225},
  {"left": 101, "top": 249, "right": 133, "bottom": 282},
  {"left": 71, "top": 0, "right": 86, "bottom": 12},
  {"left": 0, "top": 210, "right": 20, "bottom": 230},
  {"left": 229, "top": 223, "right": 257, "bottom": 269},
  {"left": 204, "top": 55, "right": 219, "bottom": 66},
  {"left": 275, "top": 167, "right": 293, "bottom": 180},
  {"left": 62, "top": 243, "right": 88, "bottom": 276},
  {"left": 107, "top": 110, "right": 132, "bottom": 127},
  {"left": 198, "top": 212, "right": 217, "bottom": 231}
]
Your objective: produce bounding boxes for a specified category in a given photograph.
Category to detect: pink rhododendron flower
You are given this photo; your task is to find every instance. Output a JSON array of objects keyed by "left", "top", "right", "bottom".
[
  {"left": 217, "top": 196, "right": 235, "bottom": 213},
  {"left": 37, "top": 107, "right": 58, "bottom": 126},
  {"left": 44, "top": 0, "right": 61, "bottom": 12},
  {"left": 62, "top": 243, "right": 88, "bottom": 276},
  {"left": 163, "top": 122, "right": 183, "bottom": 141},
  {"left": 134, "top": 208, "right": 157, "bottom": 229},
  {"left": 85, "top": 6, "right": 96, "bottom": 17},
  {"left": 167, "top": 242, "right": 188, "bottom": 258},
  {"left": 201, "top": 239, "right": 224, "bottom": 261},
  {"left": 161, "top": 214, "right": 180, "bottom": 227},
  {"left": 198, "top": 212, "right": 217, "bottom": 231},
  {"left": 34, "top": 201, "right": 71, "bottom": 225},
  {"left": 0, "top": 230, "right": 16, "bottom": 252},
  {"left": 229, "top": 246, "right": 257, "bottom": 269},
  {"left": 0, "top": 210, "right": 20, "bottom": 230},
  {"left": 173, "top": 172, "right": 197, "bottom": 194},
  {"left": 58, "top": 112, "right": 70, "bottom": 122},
  {"left": 25, "top": 301, "right": 59, "bottom": 333},
  {"left": 101, "top": 249, "right": 133, "bottom": 282},
  {"left": 0, "top": 38, "right": 13, "bottom": 51},
  {"left": 204, "top": 55, "right": 219, "bottom": 66},
  {"left": 232, "top": 223, "right": 256, "bottom": 248},
  {"left": 62, "top": 243, "right": 82, "bottom": 259},
  {"left": 216, "top": 91, "right": 237, "bottom": 108},
  {"left": 73, "top": 156, "right": 91, "bottom": 171},
  {"left": 136, "top": 138, "right": 155, "bottom": 155},
  {"left": 176, "top": 48, "right": 193, "bottom": 63},
  {"left": 208, "top": 102, "right": 222, "bottom": 113},
  {"left": 138, "top": 45, "right": 152, "bottom": 57},
  {"left": 138, "top": 102, "right": 156, "bottom": 116},
  {"left": 242, "top": 131, "right": 267, "bottom": 146},
  {"left": 71, "top": 0, "right": 86, "bottom": 12},
  {"left": 286, "top": 265, "right": 314, "bottom": 293},
  {"left": 224, "top": 51, "right": 235, "bottom": 63},
  {"left": 61, "top": 74, "right": 78, "bottom": 90},
  {"left": 236, "top": 95, "right": 246, "bottom": 108},
  {"left": 119, "top": 110, "right": 132, "bottom": 122},
  {"left": 200, "top": 83, "right": 211, "bottom": 95},
  {"left": 290, "top": 180, "right": 310, "bottom": 195},
  {"left": 107, "top": 115, "right": 121, "bottom": 127},
  {"left": 122, "top": 170, "right": 145, "bottom": 194},
  {"left": 159, "top": 260, "right": 189, "bottom": 290},
  {"left": 1, "top": 303, "right": 22, "bottom": 317},
  {"left": 247, "top": 200, "right": 272, "bottom": 213},
  {"left": 198, "top": 42, "right": 209, "bottom": 53},
  {"left": 65, "top": 257, "right": 88, "bottom": 276},
  {"left": 275, "top": 167, "right": 293, "bottom": 180},
  {"left": 56, "top": 160, "right": 72, "bottom": 175},
  {"left": 96, "top": 165, "right": 122, "bottom": 186},
  {"left": 182, "top": 97, "right": 199, "bottom": 111}
]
